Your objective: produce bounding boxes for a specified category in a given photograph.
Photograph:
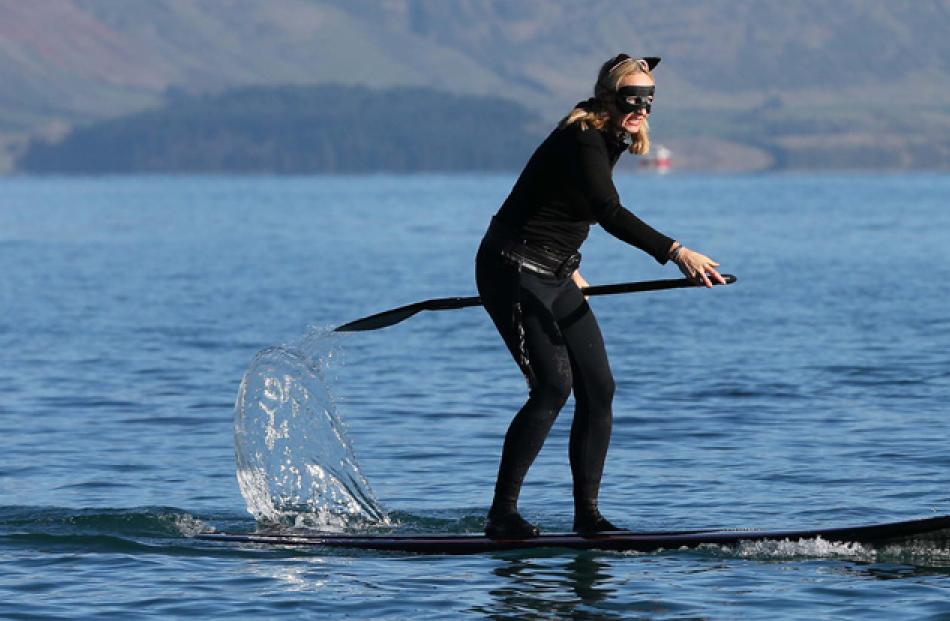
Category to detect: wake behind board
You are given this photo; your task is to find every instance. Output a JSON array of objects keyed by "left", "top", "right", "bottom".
[{"left": 197, "top": 514, "right": 950, "bottom": 555}]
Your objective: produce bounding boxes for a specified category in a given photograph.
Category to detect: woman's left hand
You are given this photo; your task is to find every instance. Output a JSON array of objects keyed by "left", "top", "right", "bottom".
[
  {"left": 572, "top": 270, "right": 590, "bottom": 299},
  {"left": 673, "top": 246, "right": 726, "bottom": 288}
]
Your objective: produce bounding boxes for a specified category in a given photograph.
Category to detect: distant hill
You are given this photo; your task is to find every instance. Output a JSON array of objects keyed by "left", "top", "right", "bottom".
[
  {"left": 16, "top": 85, "right": 542, "bottom": 173},
  {"left": 1, "top": 0, "right": 948, "bottom": 171}
]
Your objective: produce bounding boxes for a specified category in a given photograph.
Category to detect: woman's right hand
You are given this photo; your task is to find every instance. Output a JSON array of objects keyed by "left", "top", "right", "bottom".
[{"left": 672, "top": 244, "right": 726, "bottom": 288}]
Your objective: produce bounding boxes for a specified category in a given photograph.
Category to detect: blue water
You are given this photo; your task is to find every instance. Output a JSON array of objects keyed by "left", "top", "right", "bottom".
[{"left": 1, "top": 173, "right": 949, "bottom": 619}]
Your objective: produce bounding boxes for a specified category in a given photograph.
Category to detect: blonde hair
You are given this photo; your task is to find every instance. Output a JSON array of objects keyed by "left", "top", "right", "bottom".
[{"left": 560, "top": 55, "right": 653, "bottom": 155}]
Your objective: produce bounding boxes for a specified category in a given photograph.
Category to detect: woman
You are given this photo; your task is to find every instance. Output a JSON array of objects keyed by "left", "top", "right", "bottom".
[{"left": 476, "top": 54, "right": 725, "bottom": 540}]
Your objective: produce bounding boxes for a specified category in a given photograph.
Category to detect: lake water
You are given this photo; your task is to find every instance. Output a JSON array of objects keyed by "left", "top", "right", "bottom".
[{"left": 1, "top": 173, "right": 949, "bottom": 619}]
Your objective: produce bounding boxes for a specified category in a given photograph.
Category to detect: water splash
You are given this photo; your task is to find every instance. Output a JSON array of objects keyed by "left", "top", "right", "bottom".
[
  {"left": 234, "top": 327, "right": 388, "bottom": 530},
  {"left": 697, "top": 534, "right": 950, "bottom": 566},
  {"left": 728, "top": 536, "right": 877, "bottom": 561}
]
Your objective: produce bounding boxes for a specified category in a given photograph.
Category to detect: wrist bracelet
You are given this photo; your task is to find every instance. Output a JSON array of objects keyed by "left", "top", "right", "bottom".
[{"left": 669, "top": 244, "right": 684, "bottom": 262}]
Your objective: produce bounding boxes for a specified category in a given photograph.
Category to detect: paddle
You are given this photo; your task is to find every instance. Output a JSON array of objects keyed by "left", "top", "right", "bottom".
[{"left": 335, "top": 274, "right": 736, "bottom": 332}]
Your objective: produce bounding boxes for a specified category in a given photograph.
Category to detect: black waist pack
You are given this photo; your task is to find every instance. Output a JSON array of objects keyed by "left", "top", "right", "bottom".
[
  {"left": 499, "top": 243, "right": 580, "bottom": 279},
  {"left": 483, "top": 219, "right": 581, "bottom": 279}
]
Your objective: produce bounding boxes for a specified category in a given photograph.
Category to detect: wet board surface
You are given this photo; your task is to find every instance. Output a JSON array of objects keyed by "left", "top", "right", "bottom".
[{"left": 196, "top": 515, "right": 950, "bottom": 555}]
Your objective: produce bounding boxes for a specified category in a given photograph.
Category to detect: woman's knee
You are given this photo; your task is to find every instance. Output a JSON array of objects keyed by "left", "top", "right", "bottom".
[
  {"left": 530, "top": 372, "right": 573, "bottom": 411},
  {"left": 579, "top": 371, "right": 615, "bottom": 410}
]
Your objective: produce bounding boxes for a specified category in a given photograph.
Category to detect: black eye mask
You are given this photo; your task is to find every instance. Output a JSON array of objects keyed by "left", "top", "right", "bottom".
[{"left": 615, "top": 85, "right": 654, "bottom": 114}]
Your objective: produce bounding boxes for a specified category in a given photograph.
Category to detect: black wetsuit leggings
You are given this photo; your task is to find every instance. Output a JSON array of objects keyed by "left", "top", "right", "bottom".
[{"left": 476, "top": 240, "right": 615, "bottom": 519}]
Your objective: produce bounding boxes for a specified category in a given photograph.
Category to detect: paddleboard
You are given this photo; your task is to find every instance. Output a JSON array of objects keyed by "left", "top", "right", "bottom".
[{"left": 196, "top": 514, "right": 950, "bottom": 554}]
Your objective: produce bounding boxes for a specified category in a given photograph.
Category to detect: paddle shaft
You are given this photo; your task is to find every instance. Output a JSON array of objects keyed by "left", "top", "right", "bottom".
[{"left": 334, "top": 274, "right": 736, "bottom": 332}]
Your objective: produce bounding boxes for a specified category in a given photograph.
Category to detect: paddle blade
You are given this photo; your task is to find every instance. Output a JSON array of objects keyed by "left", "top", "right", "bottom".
[
  {"left": 335, "top": 295, "right": 482, "bottom": 332},
  {"left": 334, "top": 306, "right": 424, "bottom": 332}
]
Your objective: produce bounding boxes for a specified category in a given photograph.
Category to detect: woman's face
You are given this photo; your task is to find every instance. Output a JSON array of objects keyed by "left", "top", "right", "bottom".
[{"left": 615, "top": 72, "right": 654, "bottom": 134}]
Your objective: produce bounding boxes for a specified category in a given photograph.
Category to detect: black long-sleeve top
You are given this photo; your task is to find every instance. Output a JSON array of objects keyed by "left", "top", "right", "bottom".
[{"left": 494, "top": 121, "right": 674, "bottom": 264}]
